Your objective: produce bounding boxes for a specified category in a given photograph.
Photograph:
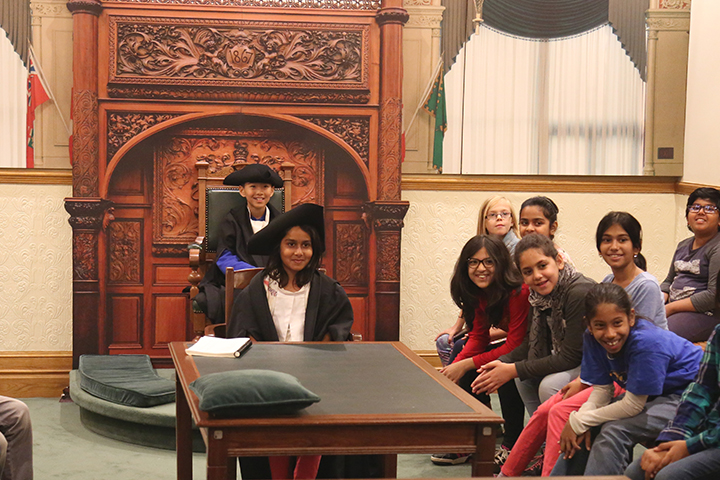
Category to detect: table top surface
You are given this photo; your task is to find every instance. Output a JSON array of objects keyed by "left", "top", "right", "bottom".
[{"left": 170, "top": 341, "right": 501, "bottom": 428}]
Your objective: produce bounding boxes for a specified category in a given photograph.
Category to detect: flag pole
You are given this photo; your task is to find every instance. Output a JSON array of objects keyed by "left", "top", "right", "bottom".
[
  {"left": 28, "top": 43, "right": 71, "bottom": 136},
  {"left": 404, "top": 57, "right": 443, "bottom": 135}
]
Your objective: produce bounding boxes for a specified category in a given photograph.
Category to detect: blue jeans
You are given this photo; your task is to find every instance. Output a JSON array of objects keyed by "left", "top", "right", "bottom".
[
  {"left": 550, "top": 393, "right": 681, "bottom": 476},
  {"left": 625, "top": 447, "right": 720, "bottom": 480},
  {"left": 435, "top": 333, "right": 466, "bottom": 367}
]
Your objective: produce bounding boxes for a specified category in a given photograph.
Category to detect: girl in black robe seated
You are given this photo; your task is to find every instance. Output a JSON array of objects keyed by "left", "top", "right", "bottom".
[
  {"left": 227, "top": 203, "right": 353, "bottom": 343},
  {"left": 228, "top": 203, "right": 354, "bottom": 480}
]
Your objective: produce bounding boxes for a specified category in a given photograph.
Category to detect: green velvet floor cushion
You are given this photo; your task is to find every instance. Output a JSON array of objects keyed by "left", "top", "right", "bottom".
[
  {"left": 78, "top": 355, "right": 175, "bottom": 407},
  {"left": 189, "top": 369, "right": 320, "bottom": 418}
]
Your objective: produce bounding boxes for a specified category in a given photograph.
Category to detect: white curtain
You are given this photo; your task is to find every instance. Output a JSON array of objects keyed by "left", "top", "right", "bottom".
[
  {"left": 0, "top": 28, "right": 27, "bottom": 168},
  {"left": 444, "top": 24, "right": 645, "bottom": 175}
]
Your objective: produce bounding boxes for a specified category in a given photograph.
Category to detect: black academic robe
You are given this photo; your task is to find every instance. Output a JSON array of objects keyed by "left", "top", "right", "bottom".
[
  {"left": 228, "top": 270, "right": 372, "bottom": 480},
  {"left": 227, "top": 270, "right": 354, "bottom": 342},
  {"left": 196, "top": 200, "right": 281, "bottom": 323}
]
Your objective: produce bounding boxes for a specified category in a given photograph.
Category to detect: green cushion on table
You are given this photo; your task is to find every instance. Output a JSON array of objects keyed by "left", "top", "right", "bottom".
[
  {"left": 79, "top": 355, "right": 175, "bottom": 407},
  {"left": 189, "top": 369, "right": 320, "bottom": 417}
]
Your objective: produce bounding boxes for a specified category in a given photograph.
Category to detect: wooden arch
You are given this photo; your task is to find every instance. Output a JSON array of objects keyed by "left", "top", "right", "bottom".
[{"left": 64, "top": 0, "right": 409, "bottom": 365}]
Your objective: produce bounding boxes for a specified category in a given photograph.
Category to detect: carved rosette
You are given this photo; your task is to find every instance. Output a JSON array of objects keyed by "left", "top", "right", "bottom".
[
  {"left": 108, "top": 221, "right": 142, "bottom": 283},
  {"left": 107, "top": 112, "right": 181, "bottom": 161},
  {"left": 300, "top": 117, "right": 370, "bottom": 166},
  {"left": 378, "top": 97, "right": 403, "bottom": 200},
  {"left": 335, "top": 223, "right": 367, "bottom": 285},
  {"left": 367, "top": 201, "right": 409, "bottom": 282},
  {"left": 66, "top": 0, "right": 102, "bottom": 15},
  {"left": 72, "top": 90, "right": 99, "bottom": 197},
  {"left": 65, "top": 198, "right": 114, "bottom": 281}
]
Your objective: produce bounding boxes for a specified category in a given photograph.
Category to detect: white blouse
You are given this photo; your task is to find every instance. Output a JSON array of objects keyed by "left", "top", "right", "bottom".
[
  {"left": 249, "top": 206, "right": 270, "bottom": 234},
  {"left": 264, "top": 276, "right": 310, "bottom": 342}
]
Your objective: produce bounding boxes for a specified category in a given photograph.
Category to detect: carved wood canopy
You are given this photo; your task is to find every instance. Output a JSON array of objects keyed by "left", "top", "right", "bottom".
[{"left": 108, "top": 16, "right": 371, "bottom": 102}]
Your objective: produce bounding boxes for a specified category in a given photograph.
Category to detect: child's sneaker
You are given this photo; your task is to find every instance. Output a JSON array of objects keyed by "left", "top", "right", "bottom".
[
  {"left": 493, "top": 444, "right": 511, "bottom": 473},
  {"left": 430, "top": 453, "right": 472, "bottom": 465}
]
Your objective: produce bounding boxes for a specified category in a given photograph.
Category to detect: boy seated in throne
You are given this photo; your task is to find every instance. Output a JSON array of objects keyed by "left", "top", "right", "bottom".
[{"left": 195, "top": 163, "right": 284, "bottom": 323}]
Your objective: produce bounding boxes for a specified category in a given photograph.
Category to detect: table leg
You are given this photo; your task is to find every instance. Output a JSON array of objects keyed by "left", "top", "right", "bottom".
[
  {"left": 471, "top": 425, "right": 495, "bottom": 477},
  {"left": 207, "top": 430, "right": 229, "bottom": 480},
  {"left": 379, "top": 454, "right": 397, "bottom": 478},
  {"left": 176, "top": 375, "right": 193, "bottom": 480}
]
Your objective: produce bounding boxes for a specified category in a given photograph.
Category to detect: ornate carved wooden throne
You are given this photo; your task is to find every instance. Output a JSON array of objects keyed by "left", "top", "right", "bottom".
[{"left": 64, "top": 0, "right": 409, "bottom": 365}]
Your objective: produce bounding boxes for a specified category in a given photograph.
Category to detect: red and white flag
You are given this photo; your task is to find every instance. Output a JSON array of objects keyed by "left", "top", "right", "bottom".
[{"left": 26, "top": 48, "right": 50, "bottom": 168}]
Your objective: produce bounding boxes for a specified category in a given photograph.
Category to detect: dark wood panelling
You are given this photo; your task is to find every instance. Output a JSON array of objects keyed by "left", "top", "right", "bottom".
[
  {"left": 109, "top": 296, "right": 142, "bottom": 346},
  {"left": 153, "top": 296, "right": 189, "bottom": 346},
  {"left": 154, "top": 265, "right": 191, "bottom": 285}
]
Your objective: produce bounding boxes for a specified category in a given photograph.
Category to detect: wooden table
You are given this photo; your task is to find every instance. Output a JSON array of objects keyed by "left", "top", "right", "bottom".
[{"left": 170, "top": 341, "right": 503, "bottom": 480}]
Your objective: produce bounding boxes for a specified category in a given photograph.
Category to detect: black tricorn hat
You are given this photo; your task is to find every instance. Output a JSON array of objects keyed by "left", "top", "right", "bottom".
[
  {"left": 248, "top": 204, "right": 325, "bottom": 256},
  {"left": 223, "top": 164, "right": 283, "bottom": 188}
]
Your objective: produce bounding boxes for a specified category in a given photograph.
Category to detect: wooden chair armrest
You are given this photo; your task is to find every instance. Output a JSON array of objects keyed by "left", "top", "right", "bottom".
[{"left": 204, "top": 323, "right": 227, "bottom": 338}]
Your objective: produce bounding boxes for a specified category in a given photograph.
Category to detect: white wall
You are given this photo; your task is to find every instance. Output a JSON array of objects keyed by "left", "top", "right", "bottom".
[
  {"left": 684, "top": 0, "right": 720, "bottom": 185},
  {"left": 0, "top": 184, "right": 73, "bottom": 350},
  {"left": 400, "top": 190, "right": 687, "bottom": 351}
]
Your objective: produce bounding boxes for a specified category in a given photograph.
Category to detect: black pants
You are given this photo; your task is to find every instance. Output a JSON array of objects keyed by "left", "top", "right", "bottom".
[{"left": 450, "top": 340, "right": 524, "bottom": 449}]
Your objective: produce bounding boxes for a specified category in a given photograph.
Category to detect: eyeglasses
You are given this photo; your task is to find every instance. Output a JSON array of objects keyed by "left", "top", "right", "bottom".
[
  {"left": 486, "top": 211, "right": 511, "bottom": 220},
  {"left": 467, "top": 257, "right": 495, "bottom": 269},
  {"left": 689, "top": 204, "right": 719, "bottom": 215}
]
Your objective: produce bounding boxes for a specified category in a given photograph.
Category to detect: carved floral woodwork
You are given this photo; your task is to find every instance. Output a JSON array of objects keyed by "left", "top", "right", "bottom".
[
  {"left": 72, "top": 90, "right": 100, "bottom": 197},
  {"left": 366, "top": 201, "right": 408, "bottom": 282},
  {"left": 106, "top": 86, "right": 371, "bottom": 103},
  {"left": 376, "top": 232, "right": 401, "bottom": 282},
  {"left": 111, "top": 0, "right": 380, "bottom": 9},
  {"left": 335, "top": 223, "right": 367, "bottom": 285},
  {"left": 65, "top": 198, "right": 114, "bottom": 281},
  {"left": 378, "top": 97, "right": 403, "bottom": 200},
  {"left": 107, "top": 112, "right": 181, "bottom": 161},
  {"left": 300, "top": 116, "right": 370, "bottom": 166},
  {"left": 108, "top": 17, "right": 370, "bottom": 101},
  {"left": 108, "top": 221, "right": 142, "bottom": 283},
  {"left": 153, "top": 129, "right": 324, "bottom": 246}
]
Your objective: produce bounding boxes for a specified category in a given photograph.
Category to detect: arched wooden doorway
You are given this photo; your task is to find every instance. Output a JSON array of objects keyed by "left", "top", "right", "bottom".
[{"left": 64, "top": 0, "right": 409, "bottom": 365}]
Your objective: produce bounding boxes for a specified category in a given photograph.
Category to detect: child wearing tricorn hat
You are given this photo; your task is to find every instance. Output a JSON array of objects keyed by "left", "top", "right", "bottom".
[
  {"left": 228, "top": 203, "right": 354, "bottom": 480},
  {"left": 196, "top": 163, "right": 284, "bottom": 323}
]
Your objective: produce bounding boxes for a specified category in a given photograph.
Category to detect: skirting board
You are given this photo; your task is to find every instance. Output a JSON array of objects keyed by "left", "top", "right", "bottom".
[
  {"left": 0, "top": 350, "right": 443, "bottom": 397},
  {"left": 0, "top": 352, "right": 72, "bottom": 398}
]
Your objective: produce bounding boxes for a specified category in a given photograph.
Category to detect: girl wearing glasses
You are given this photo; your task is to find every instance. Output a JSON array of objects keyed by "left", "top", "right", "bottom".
[
  {"left": 662, "top": 187, "right": 720, "bottom": 342},
  {"left": 431, "top": 235, "right": 530, "bottom": 466},
  {"left": 472, "top": 234, "right": 595, "bottom": 416},
  {"left": 478, "top": 196, "right": 521, "bottom": 255}
]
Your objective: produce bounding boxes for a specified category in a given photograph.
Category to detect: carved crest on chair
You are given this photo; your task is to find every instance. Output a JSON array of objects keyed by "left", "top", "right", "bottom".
[{"left": 152, "top": 128, "right": 324, "bottom": 248}]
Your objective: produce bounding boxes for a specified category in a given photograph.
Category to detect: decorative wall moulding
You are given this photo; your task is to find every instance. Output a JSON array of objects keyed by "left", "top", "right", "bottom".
[
  {"left": 659, "top": 0, "right": 691, "bottom": 9},
  {"left": 109, "top": 0, "right": 380, "bottom": 9},
  {"left": 30, "top": 2, "right": 72, "bottom": 17},
  {"left": 646, "top": 10, "right": 691, "bottom": 32},
  {"left": 107, "top": 16, "right": 370, "bottom": 102},
  {"left": 404, "top": 6, "right": 443, "bottom": 29}
]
